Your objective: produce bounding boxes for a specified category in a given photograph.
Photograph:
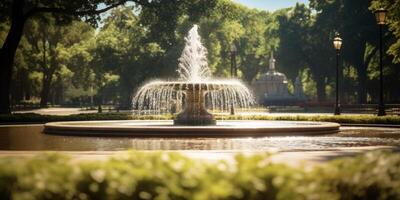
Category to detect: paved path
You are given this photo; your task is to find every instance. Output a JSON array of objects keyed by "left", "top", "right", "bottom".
[{"left": 14, "top": 108, "right": 97, "bottom": 115}]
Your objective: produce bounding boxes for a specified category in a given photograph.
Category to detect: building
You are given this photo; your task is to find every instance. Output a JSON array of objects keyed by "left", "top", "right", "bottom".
[{"left": 252, "top": 53, "right": 306, "bottom": 105}]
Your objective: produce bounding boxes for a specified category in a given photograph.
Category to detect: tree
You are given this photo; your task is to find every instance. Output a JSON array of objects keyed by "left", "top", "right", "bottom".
[
  {"left": 237, "top": 9, "right": 270, "bottom": 83},
  {"left": 276, "top": 4, "right": 335, "bottom": 101},
  {"left": 197, "top": 0, "right": 276, "bottom": 83},
  {"left": 25, "top": 17, "right": 94, "bottom": 106},
  {"left": 371, "top": 0, "right": 400, "bottom": 63},
  {"left": 0, "top": 0, "right": 134, "bottom": 113},
  {"left": 197, "top": 0, "right": 246, "bottom": 77},
  {"left": 91, "top": 4, "right": 217, "bottom": 108},
  {"left": 310, "top": 0, "right": 378, "bottom": 103},
  {"left": 275, "top": 7, "right": 308, "bottom": 82},
  {"left": 0, "top": 0, "right": 216, "bottom": 114}
]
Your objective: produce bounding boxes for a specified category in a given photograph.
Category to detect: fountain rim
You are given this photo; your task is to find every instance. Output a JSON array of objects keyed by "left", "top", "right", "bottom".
[{"left": 43, "top": 120, "right": 340, "bottom": 137}]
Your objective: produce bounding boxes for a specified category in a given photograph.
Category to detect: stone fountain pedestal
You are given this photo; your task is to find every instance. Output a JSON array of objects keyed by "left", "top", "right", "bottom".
[
  {"left": 174, "top": 83, "right": 216, "bottom": 125},
  {"left": 174, "top": 83, "right": 219, "bottom": 126}
]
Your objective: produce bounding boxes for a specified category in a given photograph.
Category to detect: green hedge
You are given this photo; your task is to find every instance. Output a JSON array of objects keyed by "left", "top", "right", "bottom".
[
  {"left": 1, "top": 113, "right": 400, "bottom": 125},
  {"left": 0, "top": 113, "right": 172, "bottom": 123},
  {"left": 218, "top": 114, "right": 400, "bottom": 125},
  {"left": 0, "top": 151, "right": 399, "bottom": 200}
]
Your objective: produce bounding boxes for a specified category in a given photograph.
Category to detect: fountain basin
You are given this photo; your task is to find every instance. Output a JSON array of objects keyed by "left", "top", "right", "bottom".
[{"left": 44, "top": 120, "right": 340, "bottom": 137}]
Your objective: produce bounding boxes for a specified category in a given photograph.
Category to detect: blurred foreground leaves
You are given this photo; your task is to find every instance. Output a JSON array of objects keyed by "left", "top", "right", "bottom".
[{"left": 0, "top": 150, "right": 400, "bottom": 200}]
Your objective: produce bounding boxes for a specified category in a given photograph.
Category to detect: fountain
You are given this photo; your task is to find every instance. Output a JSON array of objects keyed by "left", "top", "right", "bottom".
[
  {"left": 133, "top": 25, "right": 254, "bottom": 125},
  {"left": 44, "top": 25, "right": 340, "bottom": 136}
]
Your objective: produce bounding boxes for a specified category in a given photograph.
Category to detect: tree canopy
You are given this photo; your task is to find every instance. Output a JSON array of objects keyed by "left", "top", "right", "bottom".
[{"left": 1, "top": 0, "right": 400, "bottom": 111}]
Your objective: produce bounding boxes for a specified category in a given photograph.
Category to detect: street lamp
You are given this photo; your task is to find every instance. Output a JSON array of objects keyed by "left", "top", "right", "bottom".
[
  {"left": 375, "top": 8, "right": 387, "bottom": 116},
  {"left": 230, "top": 43, "right": 237, "bottom": 115},
  {"left": 333, "top": 33, "right": 342, "bottom": 115}
]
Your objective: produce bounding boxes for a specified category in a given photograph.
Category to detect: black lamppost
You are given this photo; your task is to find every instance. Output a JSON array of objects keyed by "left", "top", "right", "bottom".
[
  {"left": 375, "top": 8, "right": 387, "bottom": 116},
  {"left": 333, "top": 34, "right": 342, "bottom": 115},
  {"left": 230, "top": 43, "right": 237, "bottom": 115}
]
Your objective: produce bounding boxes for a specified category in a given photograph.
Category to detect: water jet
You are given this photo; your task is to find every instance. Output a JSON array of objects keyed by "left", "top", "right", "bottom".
[{"left": 132, "top": 25, "right": 254, "bottom": 125}]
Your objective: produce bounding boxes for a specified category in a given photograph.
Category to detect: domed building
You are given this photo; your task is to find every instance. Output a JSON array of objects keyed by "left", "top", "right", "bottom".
[{"left": 252, "top": 53, "right": 306, "bottom": 105}]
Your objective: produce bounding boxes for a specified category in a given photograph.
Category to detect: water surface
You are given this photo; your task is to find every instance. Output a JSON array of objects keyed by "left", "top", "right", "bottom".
[{"left": 0, "top": 125, "right": 399, "bottom": 151}]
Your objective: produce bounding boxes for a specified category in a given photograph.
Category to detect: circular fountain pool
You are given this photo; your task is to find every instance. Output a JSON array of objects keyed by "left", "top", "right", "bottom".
[
  {"left": 0, "top": 125, "right": 399, "bottom": 151},
  {"left": 44, "top": 120, "right": 340, "bottom": 137}
]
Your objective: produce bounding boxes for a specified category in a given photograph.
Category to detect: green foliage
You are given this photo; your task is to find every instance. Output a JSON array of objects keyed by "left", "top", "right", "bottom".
[
  {"left": 4, "top": 0, "right": 400, "bottom": 108},
  {"left": 198, "top": 0, "right": 276, "bottom": 82},
  {"left": 92, "top": 7, "right": 166, "bottom": 106},
  {"left": 0, "top": 151, "right": 399, "bottom": 199},
  {"left": 370, "top": 0, "right": 400, "bottom": 63},
  {"left": 1, "top": 113, "right": 400, "bottom": 125},
  {"left": 276, "top": 3, "right": 335, "bottom": 102},
  {"left": 0, "top": 113, "right": 173, "bottom": 123},
  {"left": 10, "top": 16, "right": 96, "bottom": 106},
  {"left": 314, "top": 151, "right": 400, "bottom": 200},
  {"left": 220, "top": 114, "right": 400, "bottom": 125}
]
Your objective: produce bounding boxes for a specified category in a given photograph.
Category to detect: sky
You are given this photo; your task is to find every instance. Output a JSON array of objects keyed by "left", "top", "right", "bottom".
[
  {"left": 98, "top": 0, "right": 309, "bottom": 13},
  {"left": 233, "top": 0, "right": 309, "bottom": 11}
]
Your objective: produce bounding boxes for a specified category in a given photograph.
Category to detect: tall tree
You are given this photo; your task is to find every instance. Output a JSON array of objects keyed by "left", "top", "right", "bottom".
[
  {"left": 0, "top": 0, "right": 133, "bottom": 113},
  {"left": 310, "top": 0, "right": 378, "bottom": 103},
  {"left": 91, "top": 3, "right": 217, "bottom": 108},
  {"left": 277, "top": 4, "right": 334, "bottom": 101},
  {"left": 24, "top": 17, "right": 94, "bottom": 106},
  {"left": 197, "top": 0, "right": 276, "bottom": 83},
  {"left": 370, "top": 0, "right": 400, "bottom": 63}
]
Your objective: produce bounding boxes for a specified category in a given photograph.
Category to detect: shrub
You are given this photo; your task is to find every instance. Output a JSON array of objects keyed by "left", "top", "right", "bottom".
[
  {"left": 0, "top": 113, "right": 173, "bottom": 123},
  {"left": 217, "top": 114, "right": 400, "bottom": 125},
  {"left": 0, "top": 150, "right": 399, "bottom": 199}
]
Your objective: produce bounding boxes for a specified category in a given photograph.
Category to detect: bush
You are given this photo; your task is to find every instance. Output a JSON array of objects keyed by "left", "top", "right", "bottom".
[
  {"left": 0, "top": 113, "right": 173, "bottom": 123},
  {"left": 217, "top": 114, "right": 400, "bottom": 125},
  {"left": 0, "top": 150, "right": 399, "bottom": 200}
]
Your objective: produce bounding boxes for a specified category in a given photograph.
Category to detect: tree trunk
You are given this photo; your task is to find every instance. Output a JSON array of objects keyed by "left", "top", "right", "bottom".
[
  {"left": 0, "top": 0, "right": 26, "bottom": 114},
  {"left": 316, "top": 77, "right": 326, "bottom": 102},
  {"left": 40, "top": 55, "right": 58, "bottom": 107},
  {"left": 119, "top": 87, "right": 132, "bottom": 109},
  {"left": 354, "top": 44, "right": 368, "bottom": 104},
  {"left": 40, "top": 73, "right": 52, "bottom": 107},
  {"left": 39, "top": 29, "right": 60, "bottom": 107},
  {"left": 356, "top": 62, "right": 367, "bottom": 104},
  {"left": 54, "top": 75, "right": 64, "bottom": 105},
  {"left": 21, "top": 68, "right": 30, "bottom": 101}
]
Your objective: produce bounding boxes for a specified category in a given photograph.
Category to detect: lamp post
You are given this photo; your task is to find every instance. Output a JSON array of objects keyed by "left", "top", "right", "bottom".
[
  {"left": 375, "top": 8, "right": 387, "bottom": 116},
  {"left": 230, "top": 43, "right": 237, "bottom": 115},
  {"left": 333, "top": 34, "right": 342, "bottom": 115}
]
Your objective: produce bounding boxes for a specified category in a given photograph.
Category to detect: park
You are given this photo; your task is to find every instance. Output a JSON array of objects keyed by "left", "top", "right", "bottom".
[{"left": 0, "top": 0, "right": 400, "bottom": 199}]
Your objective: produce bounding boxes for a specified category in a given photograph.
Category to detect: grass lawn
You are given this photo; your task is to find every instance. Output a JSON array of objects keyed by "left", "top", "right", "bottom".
[{"left": 1, "top": 113, "right": 399, "bottom": 125}]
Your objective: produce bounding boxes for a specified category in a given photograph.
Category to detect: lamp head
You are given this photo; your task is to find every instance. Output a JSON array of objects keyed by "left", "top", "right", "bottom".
[
  {"left": 375, "top": 8, "right": 387, "bottom": 25},
  {"left": 333, "top": 33, "right": 343, "bottom": 50}
]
